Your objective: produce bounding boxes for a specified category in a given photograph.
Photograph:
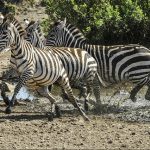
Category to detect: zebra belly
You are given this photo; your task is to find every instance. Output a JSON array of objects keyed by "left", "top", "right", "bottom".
[{"left": 26, "top": 75, "right": 60, "bottom": 90}]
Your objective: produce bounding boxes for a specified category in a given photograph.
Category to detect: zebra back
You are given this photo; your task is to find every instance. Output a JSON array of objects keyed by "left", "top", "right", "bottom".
[
  {"left": 24, "top": 20, "right": 98, "bottom": 82},
  {"left": 46, "top": 18, "right": 150, "bottom": 86},
  {"left": 46, "top": 19, "right": 86, "bottom": 48}
]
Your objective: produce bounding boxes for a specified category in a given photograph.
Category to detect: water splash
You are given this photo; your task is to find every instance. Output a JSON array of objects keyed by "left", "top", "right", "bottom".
[{"left": 0, "top": 86, "right": 35, "bottom": 101}]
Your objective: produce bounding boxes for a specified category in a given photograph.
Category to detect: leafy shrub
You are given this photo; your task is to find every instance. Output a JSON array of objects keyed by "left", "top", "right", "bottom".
[
  {"left": 3, "top": 2, "right": 17, "bottom": 14},
  {"left": 40, "top": 18, "right": 49, "bottom": 35},
  {"left": 42, "top": 0, "right": 150, "bottom": 45}
]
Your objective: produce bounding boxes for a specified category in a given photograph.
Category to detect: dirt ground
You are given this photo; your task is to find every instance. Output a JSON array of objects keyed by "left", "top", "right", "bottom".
[
  {"left": 0, "top": 109, "right": 150, "bottom": 149},
  {"left": 0, "top": 2, "right": 150, "bottom": 149},
  {"left": 0, "top": 52, "right": 150, "bottom": 150}
]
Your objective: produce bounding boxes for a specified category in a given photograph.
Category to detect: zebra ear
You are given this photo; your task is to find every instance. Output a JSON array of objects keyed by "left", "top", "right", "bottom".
[
  {"left": 4, "top": 13, "right": 14, "bottom": 23},
  {"left": 0, "top": 13, "right": 4, "bottom": 24},
  {"left": 33, "top": 21, "right": 40, "bottom": 29},
  {"left": 24, "top": 19, "right": 30, "bottom": 26},
  {"left": 0, "top": 14, "right": 4, "bottom": 19},
  {"left": 63, "top": 18, "right": 66, "bottom": 25},
  {"left": 57, "top": 18, "right": 66, "bottom": 30},
  {"left": 7, "top": 23, "right": 14, "bottom": 31}
]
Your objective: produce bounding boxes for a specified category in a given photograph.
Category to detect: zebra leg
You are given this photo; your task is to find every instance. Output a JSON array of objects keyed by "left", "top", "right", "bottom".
[
  {"left": 93, "top": 76, "right": 101, "bottom": 105},
  {"left": 130, "top": 77, "right": 149, "bottom": 102},
  {"left": 37, "top": 86, "right": 61, "bottom": 119},
  {"left": 71, "top": 81, "right": 87, "bottom": 99},
  {"left": 5, "top": 79, "right": 24, "bottom": 114},
  {"left": 61, "top": 87, "right": 70, "bottom": 100},
  {"left": 5, "top": 71, "right": 33, "bottom": 114},
  {"left": 57, "top": 76, "right": 89, "bottom": 121},
  {"left": 48, "top": 84, "right": 53, "bottom": 92},
  {"left": 145, "top": 86, "right": 150, "bottom": 100},
  {"left": 144, "top": 75, "right": 150, "bottom": 100},
  {"left": 84, "top": 84, "right": 93, "bottom": 111},
  {"left": 130, "top": 84, "right": 144, "bottom": 102},
  {"left": 1, "top": 81, "right": 10, "bottom": 106},
  {"left": 3, "top": 66, "right": 18, "bottom": 80},
  {"left": 2, "top": 67, "right": 20, "bottom": 106},
  {"left": 78, "top": 86, "right": 87, "bottom": 99}
]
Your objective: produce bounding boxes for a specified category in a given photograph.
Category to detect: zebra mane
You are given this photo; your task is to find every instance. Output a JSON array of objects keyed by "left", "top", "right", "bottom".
[
  {"left": 26, "top": 20, "right": 43, "bottom": 38},
  {"left": 54, "top": 20, "right": 87, "bottom": 43},
  {"left": 3, "top": 13, "right": 26, "bottom": 37},
  {"left": 26, "top": 20, "right": 35, "bottom": 28},
  {"left": 67, "top": 23, "right": 86, "bottom": 41}
]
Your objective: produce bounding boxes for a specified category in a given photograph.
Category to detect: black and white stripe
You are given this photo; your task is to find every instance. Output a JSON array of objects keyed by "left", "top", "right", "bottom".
[
  {"left": 46, "top": 18, "right": 150, "bottom": 102},
  {"left": 0, "top": 14, "right": 89, "bottom": 121},
  {"left": 24, "top": 20, "right": 101, "bottom": 108},
  {"left": 24, "top": 19, "right": 46, "bottom": 49}
]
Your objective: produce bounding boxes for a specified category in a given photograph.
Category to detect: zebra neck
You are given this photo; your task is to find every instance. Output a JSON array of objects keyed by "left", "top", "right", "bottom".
[
  {"left": 82, "top": 43, "right": 92, "bottom": 53},
  {"left": 11, "top": 36, "right": 26, "bottom": 56},
  {"left": 32, "top": 32, "right": 45, "bottom": 49},
  {"left": 36, "top": 37, "right": 45, "bottom": 49}
]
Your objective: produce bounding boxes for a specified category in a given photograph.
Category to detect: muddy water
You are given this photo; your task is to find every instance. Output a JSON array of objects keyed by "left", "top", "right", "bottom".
[{"left": 1, "top": 81, "right": 150, "bottom": 122}]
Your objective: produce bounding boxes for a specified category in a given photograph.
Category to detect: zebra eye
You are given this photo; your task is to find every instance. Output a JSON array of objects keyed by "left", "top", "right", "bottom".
[
  {"left": 28, "top": 28, "right": 33, "bottom": 32},
  {"left": 55, "top": 27, "right": 60, "bottom": 32}
]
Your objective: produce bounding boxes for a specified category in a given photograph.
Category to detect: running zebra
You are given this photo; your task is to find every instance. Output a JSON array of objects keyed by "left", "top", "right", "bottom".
[
  {"left": 0, "top": 14, "right": 89, "bottom": 121},
  {"left": 46, "top": 18, "right": 150, "bottom": 102},
  {"left": 24, "top": 19, "right": 46, "bottom": 49},
  {"left": 24, "top": 19, "right": 102, "bottom": 109}
]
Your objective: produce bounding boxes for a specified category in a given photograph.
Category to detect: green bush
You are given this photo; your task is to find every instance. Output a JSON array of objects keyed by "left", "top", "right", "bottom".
[
  {"left": 41, "top": 18, "right": 49, "bottom": 35},
  {"left": 43, "top": 0, "right": 150, "bottom": 45},
  {"left": 4, "top": 2, "right": 17, "bottom": 14}
]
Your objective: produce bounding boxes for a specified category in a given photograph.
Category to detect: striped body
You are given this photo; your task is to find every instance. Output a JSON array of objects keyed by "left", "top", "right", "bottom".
[
  {"left": 45, "top": 46, "right": 97, "bottom": 83},
  {"left": 25, "top": 20, "right": 46, "bottom": 49},
  {"left": 0, "top": 15, "right": 89, "bottom": 120},
  {"left": 11, "top": 43, "right": 65, "bottom": 89},
  {"left": 25, "top": 20, "right": 99, "bottom": 102},
  {"left": 46, "top": 19, "right": 150, "bottom": 101},
  {"left": 82, "top": 44, "right": 150, "bottom": 85}
]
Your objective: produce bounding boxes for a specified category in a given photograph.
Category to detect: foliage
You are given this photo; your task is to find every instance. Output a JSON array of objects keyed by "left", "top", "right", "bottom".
[
  {"left": 0, "top": 0, "right": 36, "bottom": 15},
  {"left": 40, "top": 18, "right": 49, "bottom": 35},
  {"left": 42, "top": 0, "right": 150, "bottom": 45},
  {"left": 3, "top": 1, "right": 17, "bottom": 14},
  {"left": 26, "top": 0, "right": 35, "bottom": 7}
]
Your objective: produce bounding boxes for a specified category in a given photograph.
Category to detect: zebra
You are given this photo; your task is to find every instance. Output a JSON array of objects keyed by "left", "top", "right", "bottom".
[
  {"left": 24, "top": 19, "right": 46, "bottom": 49},
  {"left": 0, "top": 12, "right": 4, "bottom": 24},
  {"left": 46, "top": 18, "right": 150, "bottom": 102},
  {"left": 24, "top": 19, "right": 103, "bottom": 110},
  {"left": 0, "top": 14, "right": 89, "bottom": 121}
]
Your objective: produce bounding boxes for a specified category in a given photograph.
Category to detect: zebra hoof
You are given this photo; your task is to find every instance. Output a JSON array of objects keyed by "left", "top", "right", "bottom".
[
  {"left": 84, "top": 101, "right": 89, "bottom": 111},
  {"left": 46, "top": 112, "right": 54, "bottom": 121},
  {"left": 61, "top": 93, "right": 69, "bottom": 100},
  {"left": 55, "top": 105, "right": 61, "bottom": 118},
  {"left": 5, "top": 106, "right": 12, "bottom": 114},
  {"left": 3, "top": 97, "right": 10, "bottom": 106},
  {"left": 145, "top": 95, "right": 150, "bottom": 101},
  {"left": 130, "top": 96, "right": 137, "bottom": 102}
]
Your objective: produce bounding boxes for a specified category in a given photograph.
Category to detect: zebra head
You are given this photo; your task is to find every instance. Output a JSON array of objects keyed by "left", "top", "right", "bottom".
[
  {"left": 46, "top": 18, "right": 67, "bottom": 46},
  {"left": 0, "top": 14, "right": 14, "bottom": 52},
  {"left": 46, "top": 18, "right": 87, "bottom": 48},
  {"left": 24, "top": 20, "right": 46, "bottom": 48},
  {"left": 0, "top": 14, "right": 26, "bottom": 52}
]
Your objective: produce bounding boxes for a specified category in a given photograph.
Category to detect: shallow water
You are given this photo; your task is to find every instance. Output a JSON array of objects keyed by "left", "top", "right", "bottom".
[
  {"left": 1, "top": 86, "right": 150, "bottom": 110},
  {"left": 101, "top": 90, "right": 150, "bottom": 109},
  {"left": 0, "top": 86, "right": 35, "bottom": 101}
]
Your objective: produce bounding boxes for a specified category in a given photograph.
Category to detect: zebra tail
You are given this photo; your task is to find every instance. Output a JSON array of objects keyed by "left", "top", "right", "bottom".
[{"left": 95, "top": 72, "right": 107, "bottom": 87}]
